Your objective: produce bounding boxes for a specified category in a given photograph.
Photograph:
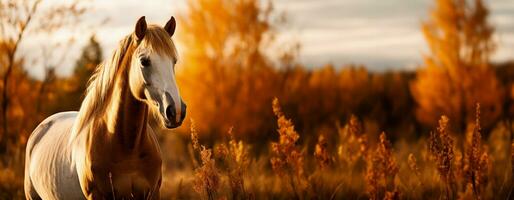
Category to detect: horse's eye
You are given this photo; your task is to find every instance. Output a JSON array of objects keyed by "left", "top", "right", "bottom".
[{"left": 140, "top": 57, "right": 151, "bottom": 67}]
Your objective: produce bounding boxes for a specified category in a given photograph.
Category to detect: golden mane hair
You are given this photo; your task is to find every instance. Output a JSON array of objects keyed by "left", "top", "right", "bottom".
[{"left": 72, "top": 25, "right": 178, "bottom": 134}]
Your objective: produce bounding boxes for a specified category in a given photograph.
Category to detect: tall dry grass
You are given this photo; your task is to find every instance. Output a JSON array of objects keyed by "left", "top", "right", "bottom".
[
  {"left": 365, "top": 132, "right": 399, "bottom": 200},
  {"left": 166, "top": 99, "right": 514, "bottom": 200},
  {"left": 428, "top": 115, "right": 456, "bottom": 199},
  {"left": 1, "top": 99, "right": 513, "bottom": 199}
]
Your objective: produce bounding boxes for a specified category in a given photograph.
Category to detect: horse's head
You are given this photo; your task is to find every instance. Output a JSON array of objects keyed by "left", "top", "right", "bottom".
[{"left": 128, "top": 16, "right": 186, "bottom": 129}]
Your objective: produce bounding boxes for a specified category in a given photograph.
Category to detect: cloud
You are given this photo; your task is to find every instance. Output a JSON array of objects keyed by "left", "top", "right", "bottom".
[
  {"left": 19, "top": 0, "right": 514, "bottom": 78},
  {"left": 274, "top": 0, "right": 514, "bottom": 69}
]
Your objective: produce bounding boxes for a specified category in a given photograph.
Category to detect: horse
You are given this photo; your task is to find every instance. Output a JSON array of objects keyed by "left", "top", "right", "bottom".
[{"left": 24, "top": 16, "right": 185, "bottom": 200}]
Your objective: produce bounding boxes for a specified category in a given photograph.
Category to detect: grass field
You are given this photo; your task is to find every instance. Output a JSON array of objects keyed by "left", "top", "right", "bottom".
[{"left": 155, "top": 100, "right": 513, "bottom": 199}]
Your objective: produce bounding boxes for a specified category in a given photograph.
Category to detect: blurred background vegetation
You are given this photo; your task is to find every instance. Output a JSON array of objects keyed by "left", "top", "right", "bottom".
[{"left": 1, "top": 0, "right": 514, "bottom": 199}]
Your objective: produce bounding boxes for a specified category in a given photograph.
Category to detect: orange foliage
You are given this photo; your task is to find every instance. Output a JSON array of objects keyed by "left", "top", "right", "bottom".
[
  {"left": 411, "top": 0, "right": 503, "bottom": 132},
  {"left": 0, "top": 0, "right": 90, "bottom": 161},
  {"left": 176, "top": 0, "right": 280, "bottom": 137}
]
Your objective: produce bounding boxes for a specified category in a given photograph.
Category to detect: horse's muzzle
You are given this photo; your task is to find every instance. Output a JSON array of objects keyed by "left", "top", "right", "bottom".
[{"left": 164, "top": 101, "right": 186, "bottom": 128}]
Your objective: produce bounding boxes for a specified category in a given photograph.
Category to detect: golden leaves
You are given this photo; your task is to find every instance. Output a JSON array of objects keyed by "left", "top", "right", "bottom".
[{"left": 412, "top": 0, "right": 503, "bottom": 131}]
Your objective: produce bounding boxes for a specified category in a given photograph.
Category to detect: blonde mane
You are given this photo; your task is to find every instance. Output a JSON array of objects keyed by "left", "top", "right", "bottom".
[{"left": 72, "top": 25, "right": 178, "bottom": 134}]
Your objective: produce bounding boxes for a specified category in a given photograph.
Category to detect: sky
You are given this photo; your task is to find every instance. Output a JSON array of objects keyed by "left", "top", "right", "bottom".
[
  {"left": 22, "top": 0, "right": 514, "bottom": 78},
  {"left": 275, "top": 0, "right": 514, "bottom": 71}
]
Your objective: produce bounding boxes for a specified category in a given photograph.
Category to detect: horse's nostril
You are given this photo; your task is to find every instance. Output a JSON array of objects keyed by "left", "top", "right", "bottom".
[
  {"left": 180, "top": 103, "right": 187, "bottom": 121},
  {"left": 165, "top": 105, "right": 176, "bottom": 121}
]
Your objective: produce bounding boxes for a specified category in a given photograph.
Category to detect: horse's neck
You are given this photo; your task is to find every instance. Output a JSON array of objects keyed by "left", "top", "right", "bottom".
[{"left": 103, "top": 71, "right": 148, "bottom": 151}]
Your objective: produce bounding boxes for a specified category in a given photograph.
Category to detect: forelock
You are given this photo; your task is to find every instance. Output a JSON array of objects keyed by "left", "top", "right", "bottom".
[{"left": 139, "top": 25, "right": 178, "bottom": 61}]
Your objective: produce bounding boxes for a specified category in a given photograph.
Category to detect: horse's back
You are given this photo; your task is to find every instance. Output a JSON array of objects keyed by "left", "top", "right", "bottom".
[{"left": 25, "top": 111, "right": 85, "bottom": 200}]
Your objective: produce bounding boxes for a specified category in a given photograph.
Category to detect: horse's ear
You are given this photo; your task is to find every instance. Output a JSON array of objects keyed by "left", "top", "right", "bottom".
[
  {"left": 164, "top": 16, "right": 176, "bottom": 37},
  {"left": 135, "top": 16, "right": 147, "bottom": 41}
]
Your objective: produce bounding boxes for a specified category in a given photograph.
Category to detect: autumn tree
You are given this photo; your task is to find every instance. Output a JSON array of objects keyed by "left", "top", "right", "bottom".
[
  {"left": 0, "top": 0, "right": 89, "bottom": 158},
  {"left": 31, "top": 35, "right": 103, "bottom": 124},
  {"left": 176, "top": 0, "right": 287, "bottom": 137},
  {"left": 410, "top": 0, "right": 503, "bottom": 132},
  {"left": 67, "top": 35, "right": 102, "bottom": 110},
  {"left": 75, "top": 36, "right": 102, "bottom": 88}
]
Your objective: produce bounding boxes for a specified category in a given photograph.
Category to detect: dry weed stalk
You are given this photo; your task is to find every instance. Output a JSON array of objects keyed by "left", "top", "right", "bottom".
[
  {"left": 383, "top": 189, "right": 400, "bottom": 200},
  {"left": 314, "top": 134, "right": 330, "bottom": 170},
  {"left": 408, "top": 153, "right": 423, "bottom": 187},
  {"left": 428, "top": 115, "right": 456, "bottom": 199},
  {"left": 454, "top": 149, "right": 464, "bottom": 183},
  {"left": 463, "top": 104, "right": 489, "bottom": 199},
  {"left": 215, "top": 128, "right": 251, "bottom": 200},
  {"left": 337, "top": 115, "right": 368, "bottom": 168},
  {"left": 191, "top": 120, "right": 221, "bottom": 200},
  {"left": 191, "top": 120, "right": 201, "bottom": 150},
  {"left": 365, "top": 132, "right": 399, "bottom": 200},
  {"left": 270, "top": 98, "right": 306, "bottom": 198}
]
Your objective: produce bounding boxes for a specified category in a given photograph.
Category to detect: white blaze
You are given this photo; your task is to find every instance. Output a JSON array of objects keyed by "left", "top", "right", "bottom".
[{"left": 152, "top": 53, "right": 181, "bottom": 123}]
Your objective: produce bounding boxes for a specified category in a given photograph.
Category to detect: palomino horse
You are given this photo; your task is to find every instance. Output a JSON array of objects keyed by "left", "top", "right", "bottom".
[{"left": 24, "top": 16, "right": 185, "bottom": 199}]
